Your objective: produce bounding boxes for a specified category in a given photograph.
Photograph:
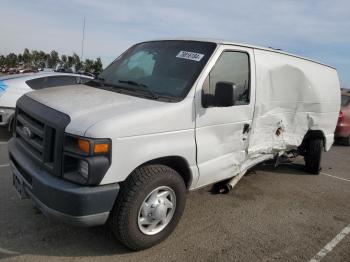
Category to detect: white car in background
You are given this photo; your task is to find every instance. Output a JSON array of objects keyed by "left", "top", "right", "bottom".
[{"left": 0, "top": 72, "right": 93, "bottom": 131}]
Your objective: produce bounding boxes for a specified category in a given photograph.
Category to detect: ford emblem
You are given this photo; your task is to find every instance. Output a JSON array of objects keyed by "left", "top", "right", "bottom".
[{"left": 23, "top": 126, "right": 34, "bottom": 139}]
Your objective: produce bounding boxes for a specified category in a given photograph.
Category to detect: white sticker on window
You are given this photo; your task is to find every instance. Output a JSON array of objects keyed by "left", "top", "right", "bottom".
[{"left": 176, "top": 51, "right": 204, "bottom": 62}]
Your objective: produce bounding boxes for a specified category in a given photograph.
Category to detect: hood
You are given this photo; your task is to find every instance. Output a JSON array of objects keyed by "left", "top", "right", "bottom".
[{"left": 25, "top": 84, "right": 194, "bottom": 137}]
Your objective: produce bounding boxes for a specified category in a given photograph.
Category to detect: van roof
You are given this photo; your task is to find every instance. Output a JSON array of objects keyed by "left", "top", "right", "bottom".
[{"left": 145, "top": 38, "right": 336, "bottom": 70}]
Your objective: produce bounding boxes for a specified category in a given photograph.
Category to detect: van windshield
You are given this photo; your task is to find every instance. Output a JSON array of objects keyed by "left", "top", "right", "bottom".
[{"left": 86, "top": 41, "right": 217, "bottom": 101}]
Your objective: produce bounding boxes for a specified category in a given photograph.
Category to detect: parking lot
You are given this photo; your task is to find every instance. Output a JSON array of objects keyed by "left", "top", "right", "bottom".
[{"left": 0, "top": 129, "right": 349, "bottom": 262}]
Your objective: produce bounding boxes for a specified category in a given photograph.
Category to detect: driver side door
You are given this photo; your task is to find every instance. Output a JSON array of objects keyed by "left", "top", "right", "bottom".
[{"left": 194, "top": 45, "right": 256, "bottom": 188}]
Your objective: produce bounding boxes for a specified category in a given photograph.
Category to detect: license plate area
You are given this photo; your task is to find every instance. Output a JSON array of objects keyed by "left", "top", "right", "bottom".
[{"left": 13, "top": 172, "right": 29, "bottom": 199}]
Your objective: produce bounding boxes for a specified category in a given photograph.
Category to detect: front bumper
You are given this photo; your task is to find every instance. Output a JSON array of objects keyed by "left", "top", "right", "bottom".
[{"left": 8, "top": 138, "right": 119, "bottom": 227}]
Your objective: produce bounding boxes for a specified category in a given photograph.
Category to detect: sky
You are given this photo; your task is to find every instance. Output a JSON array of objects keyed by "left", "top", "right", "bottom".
[{"left": 0, "top": 0, "right": 349, "bottom": 87}]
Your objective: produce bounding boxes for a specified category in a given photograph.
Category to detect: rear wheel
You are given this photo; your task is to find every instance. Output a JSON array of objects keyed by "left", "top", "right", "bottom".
[
  {"left": 344, "top": 136, "right": 350, "bottom": 146},
  {"left": 110, "top": 165, "right": 186, "bottom": 251},
  {"left": 304, "top": 138, "right": 323, "bottom": 174}
]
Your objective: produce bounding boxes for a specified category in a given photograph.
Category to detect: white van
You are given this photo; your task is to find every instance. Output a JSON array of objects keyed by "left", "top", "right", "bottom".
[{"left": 8, "top": 39, "right": 340, "bottom": 250}]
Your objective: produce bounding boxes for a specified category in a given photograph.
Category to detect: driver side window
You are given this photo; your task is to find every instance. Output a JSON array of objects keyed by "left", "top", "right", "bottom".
[{"left": 202, "top": 51, "right": 250, "bottom": 107}]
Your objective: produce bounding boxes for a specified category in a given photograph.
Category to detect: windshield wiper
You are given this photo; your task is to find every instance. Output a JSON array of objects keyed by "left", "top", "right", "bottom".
[
  {"left": 118, "top": 79, "right": 147, "bottom": 87},
  {"left": 118, "top": 80, "right": 159, "bottom": 99},
  {"left": 86, "top": 77, "right": 105, "bottom": 87}
]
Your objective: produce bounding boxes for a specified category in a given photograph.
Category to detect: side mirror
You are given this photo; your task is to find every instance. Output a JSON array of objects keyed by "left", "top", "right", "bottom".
[
  {"left": 202, "top": 91, "right": 215, "bottom": 108},
  {"left": 214, "top": 81, "right": 235, "bottom": 107}
]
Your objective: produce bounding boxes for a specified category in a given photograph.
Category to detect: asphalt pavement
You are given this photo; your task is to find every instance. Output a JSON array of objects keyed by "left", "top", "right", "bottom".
[{"left": 0, "top": 130, "right": 349, "bottom": 262}]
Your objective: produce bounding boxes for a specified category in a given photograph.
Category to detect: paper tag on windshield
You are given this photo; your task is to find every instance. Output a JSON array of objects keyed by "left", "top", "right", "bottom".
[{"left": 176, "top": 51, "right": 204, "bottom": 62}]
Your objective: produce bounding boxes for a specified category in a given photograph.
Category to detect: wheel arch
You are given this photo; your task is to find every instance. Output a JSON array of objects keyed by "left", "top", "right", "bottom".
[
  {"left": 305, "top": 129, "right": 326, "bottom": 140},
  {"left": 137, "top": 156, "right": 193, "bottom": 190},
  {"left": 300, "top": 129, "right": 326, "bottom": 152}
]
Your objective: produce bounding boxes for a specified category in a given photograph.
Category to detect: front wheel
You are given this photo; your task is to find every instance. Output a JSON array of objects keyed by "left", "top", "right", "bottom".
[
  {"left": 110, "top": 165, "right": 186, "bottom": 251},
  {"left": 304, "top": 138, "right": 323, "bottom": 174}
]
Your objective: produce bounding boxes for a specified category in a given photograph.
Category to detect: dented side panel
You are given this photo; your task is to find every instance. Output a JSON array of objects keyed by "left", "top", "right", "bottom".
[
  {"left": 194, "top": 46, "right": 340, "bottom": 189},
  {"left": 248, "top": 49, "right": 340, "bottom": 157}
]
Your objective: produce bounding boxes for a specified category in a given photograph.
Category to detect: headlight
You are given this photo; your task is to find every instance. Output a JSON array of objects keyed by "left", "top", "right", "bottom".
[
  {"left": 78, "top": 160, "right": 89, "bottom": 179},
  {"left": 63, "top": 134, "right": 112, "bottom": 185},
  {"left": 0, "top": 107, "right": 15, "bottom": 124}
]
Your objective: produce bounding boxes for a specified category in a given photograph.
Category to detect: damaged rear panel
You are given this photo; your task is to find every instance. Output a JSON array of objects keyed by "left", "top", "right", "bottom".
[{"left": 248, "top": 49, "right": 340, "bottom": 158}]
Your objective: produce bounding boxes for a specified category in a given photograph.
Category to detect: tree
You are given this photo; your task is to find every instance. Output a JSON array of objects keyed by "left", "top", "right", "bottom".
[
  {"left": 48, "top": 50, "right": 59, "bottom": 68},
  {"left": 23, "top": 48, "right": 31, "bottom": 65},
  {"left": 31, "top": 50, "right": 40, "bottom": 66},
  {"left": 61, "top": 55, "right": 67, "bottom": 69},
  {"left": 5, "top": 53, "right": 18, "bottom": 68},
  {"left": 0, "top": 48, "right": 102, "bottom": 72},
  {"left": 92, "top": 57, "right": 103, "bottom": 74},
  {"left": 84, "top": 59, "right": 94, "bottom": 73},
  {"left": 17, "top": 54, "right": 23, "bottom": 64},
  {"left": 67, "top": 55, "right": 74, "bottom": 68},
  {"left": 0, "top": 55, "right": 5, "bottom": 67},
  {"left": 71, "top": 53, "right": 81, "bottom": 72},
  {"left": 72, "top": 53, "right": 80, "bottom": 65},
  {"left": 61, "top": 55, "right": 67, "bottom": 63},
  {"left": 38, "top": 51, "right": 48, "bottom": 67},
  {"left": 75, "top": 61, "right": 83, "bottom": 72}
]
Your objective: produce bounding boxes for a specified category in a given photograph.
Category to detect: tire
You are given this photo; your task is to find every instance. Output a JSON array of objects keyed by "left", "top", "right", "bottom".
[
  {"left": 110, "top": 164, "right": 186, "bottom": 251},
  {"left": 344, "top": 136, "right": 350, "bottom": 146},
  {"left": 304, "top": 138, "right": 323, "bottom": 174}
]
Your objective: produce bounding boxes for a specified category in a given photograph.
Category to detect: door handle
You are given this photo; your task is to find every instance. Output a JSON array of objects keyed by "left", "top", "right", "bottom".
[{"left": 243, "top": 123, "right": 250, "bottom": 134}]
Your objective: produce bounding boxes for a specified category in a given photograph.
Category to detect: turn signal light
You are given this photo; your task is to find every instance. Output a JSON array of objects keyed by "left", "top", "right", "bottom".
[
  {"left": 78, "top": 139, "right": 110, "bottom": 154},
  {"left": 94, "top": 143, "right": 109, "bottom": 154},
  {"left": 78, "top": 139, "right": 90, "bottom": 154}
]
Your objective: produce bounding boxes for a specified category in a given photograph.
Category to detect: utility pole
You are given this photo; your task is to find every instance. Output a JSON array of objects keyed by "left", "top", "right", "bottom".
[{"left": 81, "top": 16, "right": 85, "bottom": 62}]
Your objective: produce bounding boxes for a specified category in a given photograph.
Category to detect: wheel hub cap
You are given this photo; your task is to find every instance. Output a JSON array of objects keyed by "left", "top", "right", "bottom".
[{"left": 138, "top": 186, "right": 176, "bottom": 235}]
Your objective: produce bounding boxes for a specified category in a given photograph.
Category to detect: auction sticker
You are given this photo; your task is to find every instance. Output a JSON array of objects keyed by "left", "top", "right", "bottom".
[{"left": 176, "top": 51, "right": 204, "bottom": 62}]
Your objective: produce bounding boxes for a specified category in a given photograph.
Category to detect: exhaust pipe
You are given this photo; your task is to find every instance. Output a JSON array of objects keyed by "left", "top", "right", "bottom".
[{"left": 212, "top": 172, "right": 246, "bottom": 194}]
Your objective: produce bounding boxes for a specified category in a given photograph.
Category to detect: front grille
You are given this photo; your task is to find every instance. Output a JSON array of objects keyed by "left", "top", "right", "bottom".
[
  {"left": 14, "top": 95, "right": 70, "bottom": 176},
  {"left": 16, "top": 108, "right": 56, "bottom": 167}
]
